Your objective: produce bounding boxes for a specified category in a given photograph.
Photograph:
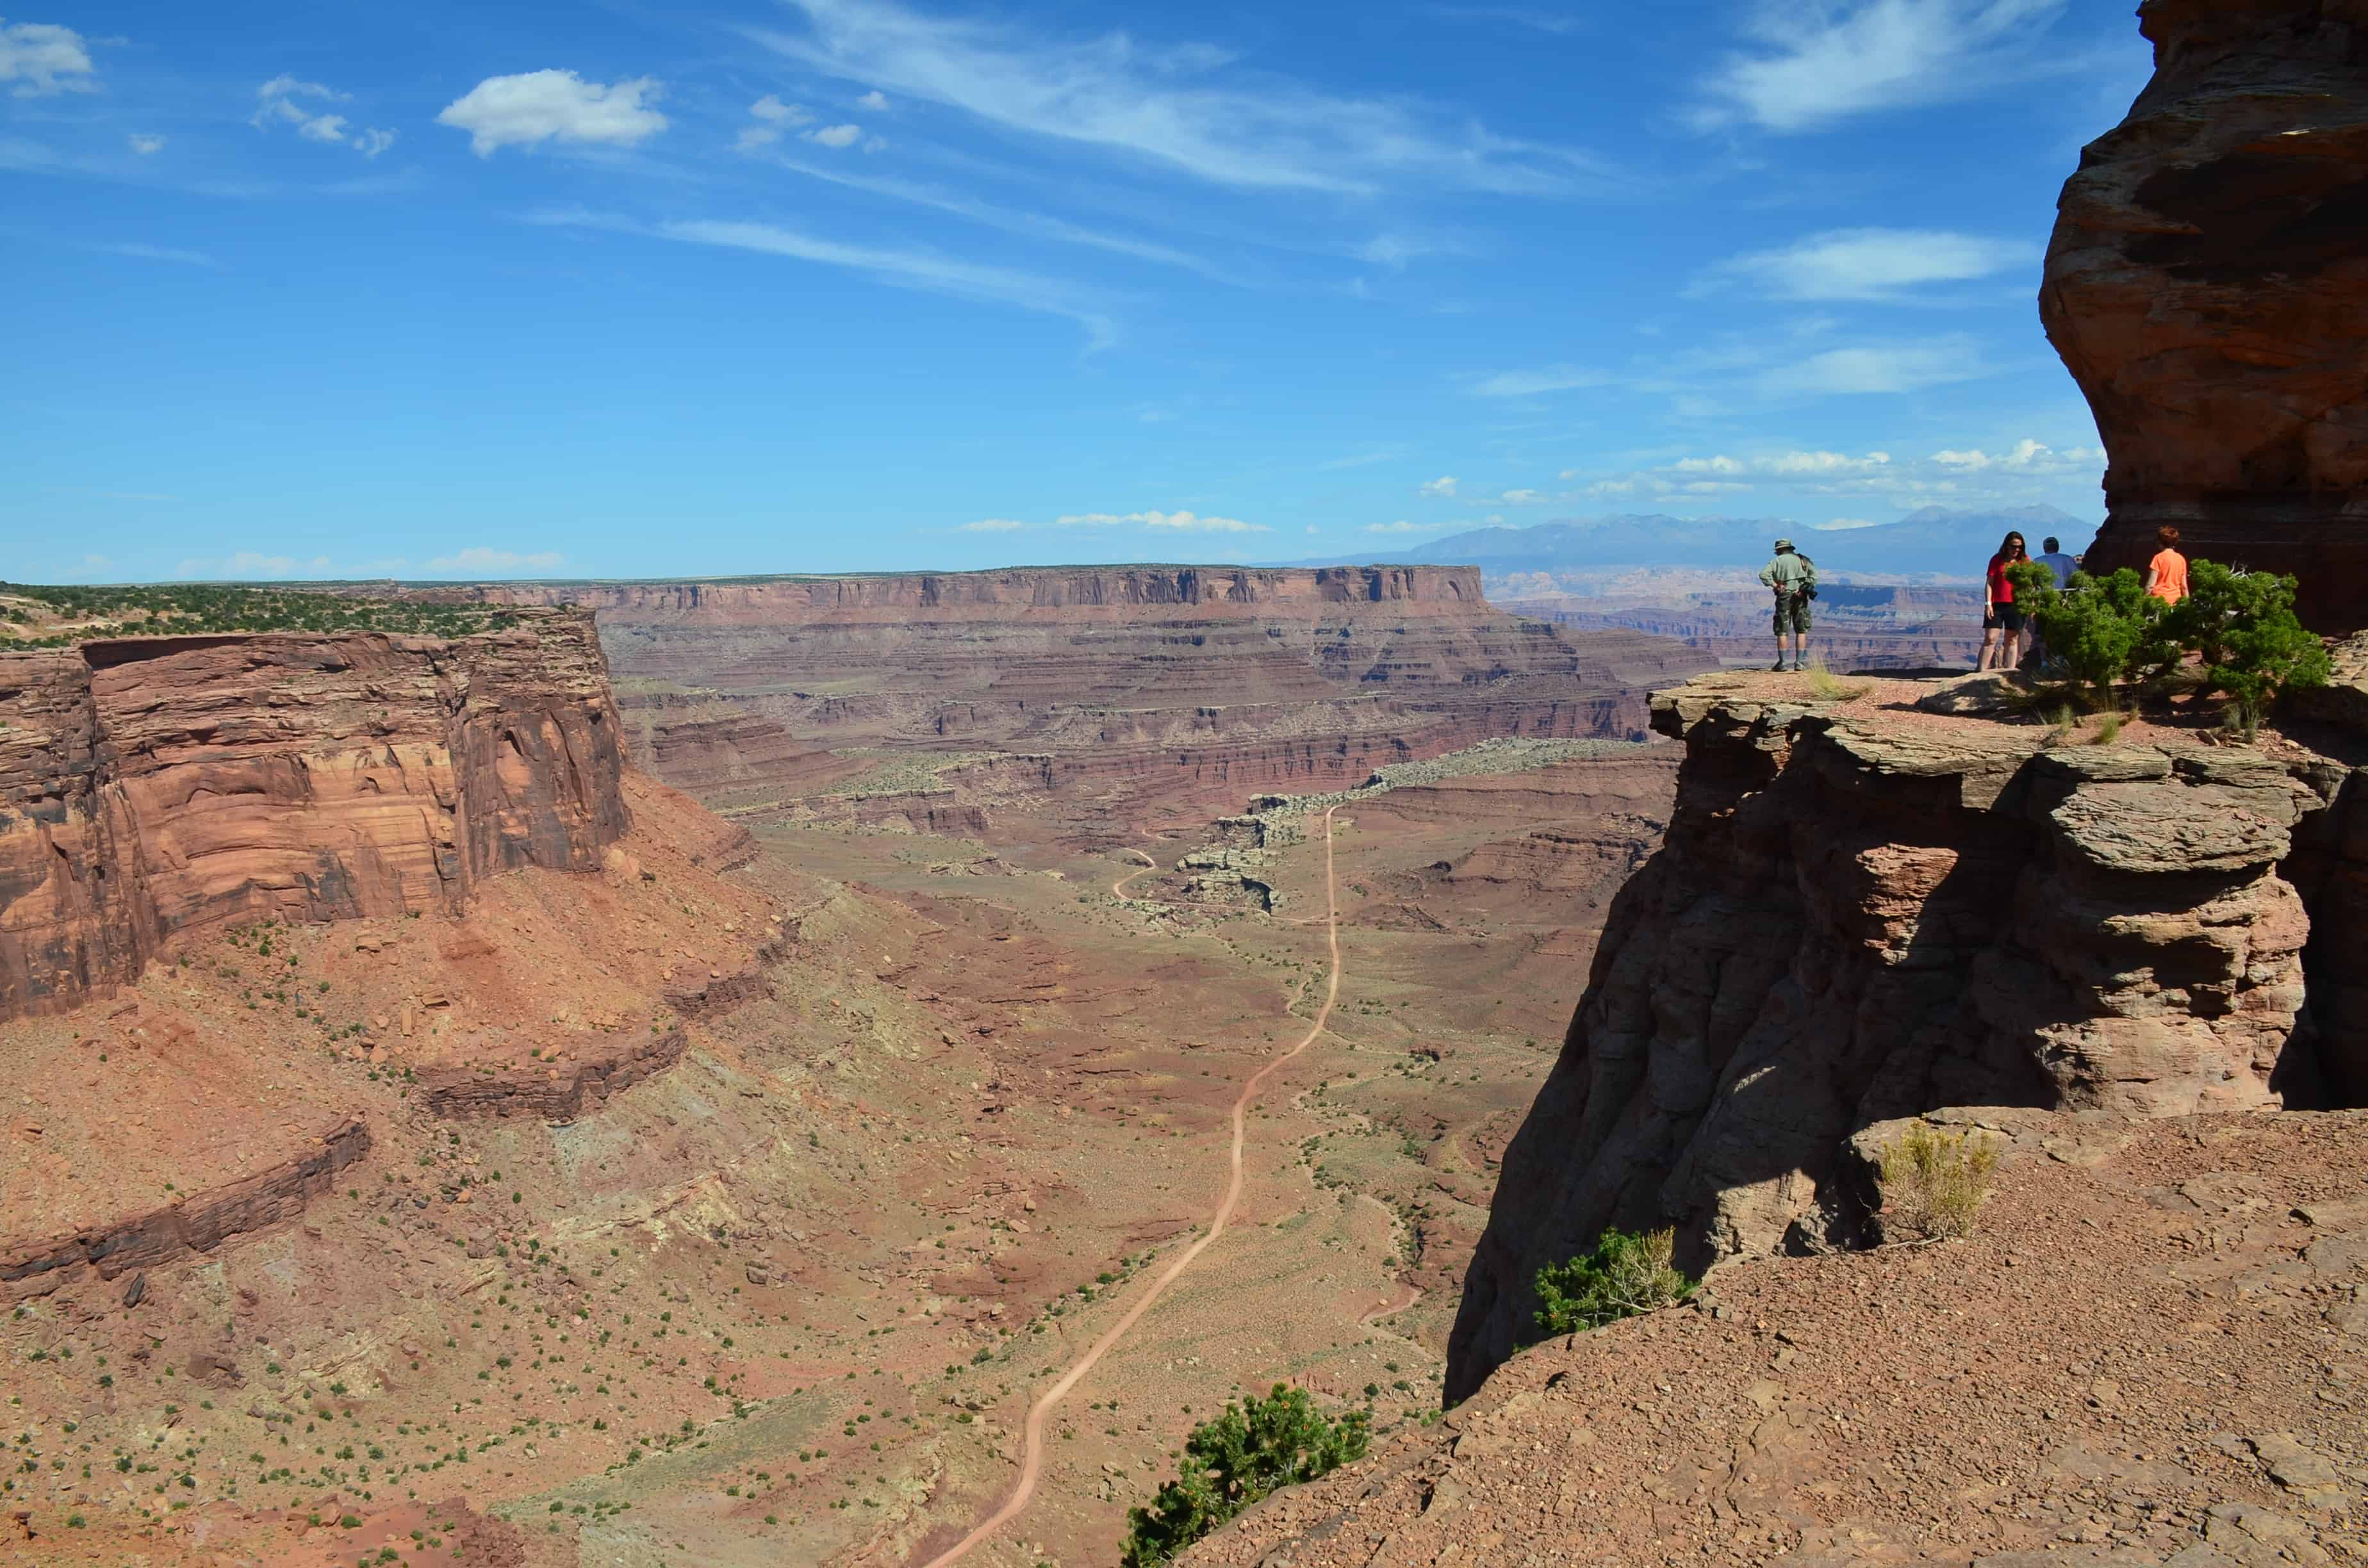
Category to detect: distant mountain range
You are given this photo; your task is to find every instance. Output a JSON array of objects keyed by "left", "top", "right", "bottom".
[{"left": 1281, "top": 504, "right": 2096, "bottom": 581}]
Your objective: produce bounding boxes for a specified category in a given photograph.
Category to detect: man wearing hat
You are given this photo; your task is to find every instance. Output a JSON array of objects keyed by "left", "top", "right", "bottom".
[{"left": 1758, "top": 537, "right": 1817, "bottom": 673}]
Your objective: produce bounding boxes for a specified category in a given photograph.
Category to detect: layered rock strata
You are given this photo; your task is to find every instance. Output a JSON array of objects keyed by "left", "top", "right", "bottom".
[
  {"left": 1, "top": 1117, "right": 370, "bottom": 1303},
  {"left": 2041, "top": 0, "right": 2368, "bottom": 630},
  {"left": 391, "top": 566, "right": 1711, "bottom": 831},
  {"left": 1446, "top": 674, "right": 2323, "bottom": 1401},
  {"left": 0, "top": 612, "right": 628, "bottom": 1022},
  {"left": 418, "top": 1026, "right": 690, "bottom": 1121}
]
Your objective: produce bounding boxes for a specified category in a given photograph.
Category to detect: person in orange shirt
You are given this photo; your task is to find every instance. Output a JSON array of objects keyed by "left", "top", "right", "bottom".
[{"left": 2146, "top": 525, "right": 2189, "bottom": 605}]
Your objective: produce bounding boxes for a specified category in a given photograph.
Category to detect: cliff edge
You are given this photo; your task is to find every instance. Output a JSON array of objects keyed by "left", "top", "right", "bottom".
[{"left": 1445, "top": 670, "right": 2359, "bottom": 1403}]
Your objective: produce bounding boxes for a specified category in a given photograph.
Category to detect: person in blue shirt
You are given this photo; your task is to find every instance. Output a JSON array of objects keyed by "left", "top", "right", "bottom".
[{"left": 2036, "top": 536, "right": 2079, "bottom": 591}]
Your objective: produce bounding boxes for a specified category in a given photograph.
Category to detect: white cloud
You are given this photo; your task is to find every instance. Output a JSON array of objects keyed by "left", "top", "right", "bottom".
[
  {"left": 252, "top": 75, "right": 394, "bottom": 156},
  {"left": 753, "top": 0, "right": 1603, "bottom": 196},
  {"left": 1417, "top": 476, "right": 1459, "bottom": 499},
  {"left": 1813, "top": 518, "right": 1884, "bottom": 530},
  {"left": 1, "top": 19, "right": 94, "bottom": 97},
  {"left": 1698, "top": 0, "right": 2071, "bottom": 133},
  {"left": 1470, "top": 364, "right": 1606, "bottom": 398},
  {"left": 737, "top": 97, "right": 814, "bottom": 151},
  {"left": 1497, "top": 488, "right": 1546, "bottom": 505},
  {"left": 127, "top": 133, "right": 165, "bottom": 155},
  {"left": 1670, "top": 455, "right": 1743, "bottom": 475},
  {"left": 807, "top": 122, "right": 862, "bottom": 149},
  {"left": 1711, "top": 227, "right": 2035, "bottom": 300},
  {"left": 1930, "top": 438, "right": 2103, "bottom": 473},
  {"left": 436, "top": 70, "right": 668, "bottom": 156},
  {"left": 965, "top": 509, "right": 1267, "bottom": 534},
  {"left": 1364, "top": 519, "right": 1450, "bottom": 534},
  {"left": 857, "top": 88, "right": 889, "bottom": 110},
  {"left": 1756, "top": 335, "right": 1987, "bottom": 396},
  {"left": 423, "top": 548, "right": 565, "bottom": 573}
]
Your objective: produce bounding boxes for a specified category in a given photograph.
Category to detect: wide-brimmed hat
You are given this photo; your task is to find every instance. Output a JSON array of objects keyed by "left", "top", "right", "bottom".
[{"left": 1773, "top": 537, "right": 1795, "bottom": 551}]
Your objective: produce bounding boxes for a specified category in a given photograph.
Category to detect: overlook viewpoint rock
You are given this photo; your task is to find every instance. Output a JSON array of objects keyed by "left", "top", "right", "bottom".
[
  {"left": 2042, "top": 0, "right": 2368, "bottom": 629},
  {"left": 1445, "top": 669, "right": 2368, "bottom": 1405}
]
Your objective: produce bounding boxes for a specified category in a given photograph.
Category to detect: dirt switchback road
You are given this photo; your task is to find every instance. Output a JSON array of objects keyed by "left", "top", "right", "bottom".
[{"left": 919, "top": 806, "right": 1346, "bottom": 1567}]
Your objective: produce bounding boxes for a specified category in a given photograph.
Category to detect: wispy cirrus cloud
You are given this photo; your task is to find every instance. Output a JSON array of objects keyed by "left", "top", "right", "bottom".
[
  {"left": 1468, "top": 364, "right": 1609, "bottom": 398},
  {"left": 962, "top": 509, "right": 1267, "bottom": 534},
  {"left": 529, "top": 208, "right": 1120, "bottom": 349},
  {"left": 1, "top": 19, "right": 94, "bottom": 97},
  {"left": 1697, "top": 0, "right": 2072, "bottom": 133},
  {"left": 1705, "top": 227, "right": 2037, "bottom": 301},
  {"left": 751, "top": 0, "right": 1607, "bottom": 195}
]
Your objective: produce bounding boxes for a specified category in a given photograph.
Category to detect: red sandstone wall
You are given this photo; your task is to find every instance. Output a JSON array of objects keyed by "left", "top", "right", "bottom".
[{"left": 0, "top": 612, "right": 629, "bottom": 1022}]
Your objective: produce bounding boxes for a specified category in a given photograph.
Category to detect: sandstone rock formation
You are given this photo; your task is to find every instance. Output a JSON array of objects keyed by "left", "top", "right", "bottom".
[
  {"left": 404, "top": 565, "right": 1711, "bottom": 837},
  {"left": 1445, "top": 673, "right": 2328, "bottom": 1401},
  {"left": 2041, "top": 0, "right": 2368, "bottom": 630},
  {"left": 0, "top": 611, "right": 627, "bottom": 1022},
  {"left": 1, "top": 1117, "right": 369, "bottom": 1303}
]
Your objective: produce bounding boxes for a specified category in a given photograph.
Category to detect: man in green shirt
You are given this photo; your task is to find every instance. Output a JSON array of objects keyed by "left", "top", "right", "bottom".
[{"left": 1758, "top": 538, "right": 1816, "bottom": 672}]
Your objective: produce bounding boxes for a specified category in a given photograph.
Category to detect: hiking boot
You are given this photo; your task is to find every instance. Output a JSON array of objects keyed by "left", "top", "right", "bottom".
[{"left": 1770, "top": 660, "right": 1788, "bottom": 672}]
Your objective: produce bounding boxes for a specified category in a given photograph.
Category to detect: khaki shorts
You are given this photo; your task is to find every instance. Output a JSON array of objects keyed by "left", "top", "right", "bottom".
[{"left": 1774, "top": 594, "right": 1811, "bottom": 635}]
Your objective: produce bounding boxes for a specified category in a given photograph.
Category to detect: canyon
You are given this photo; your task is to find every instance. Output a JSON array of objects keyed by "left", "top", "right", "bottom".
[{"left": 0, "top": 576, "right": 1700, "bottom": 1567}]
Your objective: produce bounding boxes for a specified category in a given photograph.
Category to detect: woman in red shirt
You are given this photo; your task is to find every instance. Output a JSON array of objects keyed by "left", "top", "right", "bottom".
[{"left": 1978, "top": 531, "right": 2030, "bottom": 673}]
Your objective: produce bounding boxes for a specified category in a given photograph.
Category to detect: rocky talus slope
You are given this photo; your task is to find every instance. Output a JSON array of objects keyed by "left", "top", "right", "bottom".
[
  {"left": 1445, "top": 671, "right": 2364, "bottom": 1403},
  {"left": 0, "top": 611, "right": 627, "bottom": 1022},
  {"left": 2042, "top": 0, "right": 2368, "bottom": 629},
  {"left": 407, "top": 566, "right": 1711, "bottom": 835},
  {"left": 1184, "top": 1107, "right": 2368, "bottom": 1568}
]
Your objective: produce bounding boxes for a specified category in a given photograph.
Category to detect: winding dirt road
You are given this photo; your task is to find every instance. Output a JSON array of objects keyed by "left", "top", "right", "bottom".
[{"left": 918, "top": 806, "right": 1345, "bottom": 1567}]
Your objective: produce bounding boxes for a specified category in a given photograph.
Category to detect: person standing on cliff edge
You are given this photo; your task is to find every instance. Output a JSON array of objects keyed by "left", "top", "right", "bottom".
[{"left": 1759, "top": 538, "right": 1816, "bottom": 672}]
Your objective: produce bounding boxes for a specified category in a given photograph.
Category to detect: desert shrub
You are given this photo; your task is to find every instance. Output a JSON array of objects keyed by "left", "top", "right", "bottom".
[
  {"left": 1529, "top": 1226, "right": 1695, "bottom": 1342},
  {"left": 2010, "top": 564, "right": 2177, "bottom": 705},
  {"left": 1120, "top": 1384, "right": 1370, "bottom": 1567},
  {"left": 2164, "top": 561, "right": 2333, "bottom": 735},
  {"left": 1875, "top": 1123, "right": 2001, "bottom": 1241}
]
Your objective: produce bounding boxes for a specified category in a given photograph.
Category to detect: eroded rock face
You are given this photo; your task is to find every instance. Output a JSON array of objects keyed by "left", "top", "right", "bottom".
[
  {"left": 0, "top": 612, "right": 628, "bottom": 1022},
  {"left": 2041, "top": 0, "right": 2368, "bottom": 628},
  {"left": 1444, "top": 674, "right": 2322, "bottom": 1401}
]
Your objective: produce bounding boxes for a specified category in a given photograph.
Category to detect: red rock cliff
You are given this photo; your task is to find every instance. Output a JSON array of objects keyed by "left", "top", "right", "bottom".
[
  {"left": 1445, "top": 673, "right": 2332, "bottom": 1402},
  {"left": 0, "top": 610, "right": 628, "bottom": 1022},
  {"left": 2041, "top": 0, "right": 2368, "bottom": 628}
]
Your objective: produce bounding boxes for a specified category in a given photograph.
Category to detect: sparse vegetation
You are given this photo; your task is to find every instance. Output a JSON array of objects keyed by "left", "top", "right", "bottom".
[
  {"left": 1875, "top": 1122, "right": 2002, "bottom": 1241},
  {"left": 1527, "top": 1227, "right": 1695, "bottom": 1343},
  {"left": 0, "top": 581, "right": 523, "bottom": 647},
  {"left": 1120, "top": 1384, "right": 1370, "bottom": 1567},
  {"left": 2007, "top": 558, "right": 2330, "bottom": 732},
  {"left": 1802, "top": 660, "right": 1871, "bottom": 702}
]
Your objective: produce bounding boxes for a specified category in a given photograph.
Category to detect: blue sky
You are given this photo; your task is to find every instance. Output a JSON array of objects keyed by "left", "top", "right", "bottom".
[{"left": 3, "top": 0, "right": 2151, "bottom": 582}]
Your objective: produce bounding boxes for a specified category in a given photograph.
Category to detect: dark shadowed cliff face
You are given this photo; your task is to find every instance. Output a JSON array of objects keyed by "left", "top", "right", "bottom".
[
  {"left": 1444, "top": 674, "right": 2331, "bottom": 1403},
  {"left": 0, "top": 612, "right": 629, "bottom": 1022},
  {"left": 2041, "top": 0, "right": 2368, "bottom": 629}
]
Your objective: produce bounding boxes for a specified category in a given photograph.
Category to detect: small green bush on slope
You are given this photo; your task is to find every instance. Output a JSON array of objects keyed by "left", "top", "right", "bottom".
[
  {"left": 1121, "top": 1384, "right": 1370, "bottom": 1567},
  {"left": 1527, "top": 1225, "right": 1695, "bottom": 1343}
]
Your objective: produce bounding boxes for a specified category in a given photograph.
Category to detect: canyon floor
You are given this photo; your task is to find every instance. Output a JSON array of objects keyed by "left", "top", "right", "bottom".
[{"left": 2, "top": 720, "right": 1670, "bottom": 1568}]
